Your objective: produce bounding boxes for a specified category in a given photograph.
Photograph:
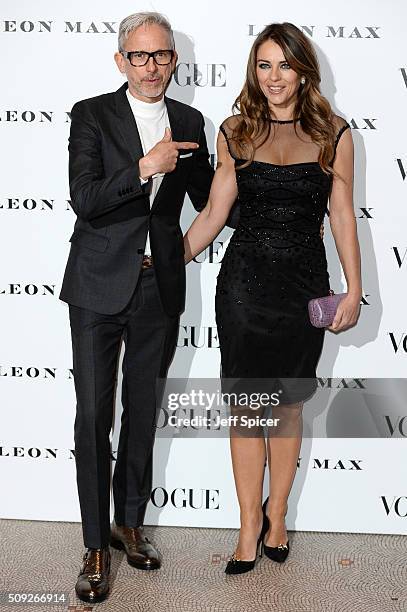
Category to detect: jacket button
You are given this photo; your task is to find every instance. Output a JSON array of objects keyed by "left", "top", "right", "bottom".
[{"left": 137, "top": 248, "right": 144, "bottom": 254}]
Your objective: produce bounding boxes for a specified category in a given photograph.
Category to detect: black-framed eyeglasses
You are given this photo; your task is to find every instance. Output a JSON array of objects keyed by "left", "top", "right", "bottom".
[{"left": 120, "top": 49, "right": 174, "bottom": 67}]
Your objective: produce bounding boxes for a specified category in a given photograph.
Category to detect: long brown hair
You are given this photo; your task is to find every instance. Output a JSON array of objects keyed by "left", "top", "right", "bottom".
[{"left": 233, "top": 22, "right": 336, "bottom": 173}]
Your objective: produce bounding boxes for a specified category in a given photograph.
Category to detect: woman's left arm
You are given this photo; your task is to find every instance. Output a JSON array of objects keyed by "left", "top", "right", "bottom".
[{"left": 328, "top": 127, "right": 362, "bottom": 332}]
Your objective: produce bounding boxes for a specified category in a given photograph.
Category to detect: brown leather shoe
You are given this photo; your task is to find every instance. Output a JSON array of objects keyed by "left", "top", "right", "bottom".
[
  {"left": 75, "top": 547, "right": 110, "bottom": 603},
  {"left": 110, "top": 520, "right": 161, "bottom": 570}
]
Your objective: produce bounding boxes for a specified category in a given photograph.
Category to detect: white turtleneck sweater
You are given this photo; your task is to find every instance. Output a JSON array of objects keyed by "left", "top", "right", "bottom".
[{"left": 126, "top": 89, "right": 170, "bottom": 256}]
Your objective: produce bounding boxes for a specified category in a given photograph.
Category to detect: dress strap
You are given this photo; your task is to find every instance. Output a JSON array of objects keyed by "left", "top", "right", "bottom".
[
  {"left": 326, "top": 122, "right": 351, "bottom": 216},
  {"left": 333, "top": 123, "right": 350, "bottom": 154},
  {"left": 219, "top": 124, "right": 237, "bottom": 160},
  {"left": 330, "top": 122, "right": 350, "bottom": 167}
]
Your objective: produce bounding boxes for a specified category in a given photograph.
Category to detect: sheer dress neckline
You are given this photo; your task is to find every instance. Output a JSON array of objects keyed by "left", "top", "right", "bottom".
[
  {"left": 234, "top": 158, "right": 320, "bottom": 169},
  {"left": 269, "top": 118, "right": 299, "bottom": 125},
  {"left": 219, "top": 116, "right": 350, "bottom": 168}
]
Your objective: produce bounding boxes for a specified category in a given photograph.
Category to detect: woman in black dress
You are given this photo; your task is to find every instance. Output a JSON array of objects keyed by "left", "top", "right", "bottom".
[{"left": 184, "top": 23, "right": 361, "bottom": 573}]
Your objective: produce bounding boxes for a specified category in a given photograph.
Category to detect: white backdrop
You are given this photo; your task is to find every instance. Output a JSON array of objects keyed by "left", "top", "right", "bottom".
[{"left": 0, "top": 0, "right": 406, "bottom": 535}]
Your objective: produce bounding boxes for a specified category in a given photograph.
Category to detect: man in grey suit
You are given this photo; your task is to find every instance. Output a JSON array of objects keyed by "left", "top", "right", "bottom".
[{"left": 60, "top": 12, "right": 214, "bottom": 603}]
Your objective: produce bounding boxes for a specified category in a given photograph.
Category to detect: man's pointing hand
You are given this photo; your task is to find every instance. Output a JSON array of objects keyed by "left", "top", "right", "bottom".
[{"left": 139, "top": 127, "right": 198, "bottom": 179}]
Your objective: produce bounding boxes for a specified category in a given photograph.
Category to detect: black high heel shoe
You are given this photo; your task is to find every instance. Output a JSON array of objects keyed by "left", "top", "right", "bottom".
[
  {"left": 262, "top": 497, "right": 290, "bottom": 563},
  {"left": 225, "top": 509, "right": 269, "bottom": 575}
]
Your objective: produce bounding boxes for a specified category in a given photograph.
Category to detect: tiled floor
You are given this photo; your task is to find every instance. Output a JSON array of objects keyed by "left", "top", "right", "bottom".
[{"left": 0, "top": 520, "right": 406, "bottom": 612}]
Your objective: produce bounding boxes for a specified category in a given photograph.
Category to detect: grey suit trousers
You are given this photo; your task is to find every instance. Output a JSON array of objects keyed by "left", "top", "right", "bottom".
[{"left": 68, "top": 267, "right": 179, "bottom": 548}]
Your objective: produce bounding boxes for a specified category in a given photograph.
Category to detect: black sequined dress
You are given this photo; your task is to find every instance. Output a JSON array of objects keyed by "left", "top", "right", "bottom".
[{"left": 215, "top": 116, "right": 350, "bottom": 402}]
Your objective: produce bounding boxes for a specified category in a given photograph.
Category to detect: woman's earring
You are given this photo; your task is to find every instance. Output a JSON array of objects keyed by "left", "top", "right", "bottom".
[{"left": 300, "top": 76, "right": 306, "bottom": 85}]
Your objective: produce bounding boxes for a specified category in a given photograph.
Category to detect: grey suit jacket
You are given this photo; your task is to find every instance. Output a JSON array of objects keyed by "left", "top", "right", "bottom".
[{"left": 60, "top": 82, "right": 214, "bottom": 316}]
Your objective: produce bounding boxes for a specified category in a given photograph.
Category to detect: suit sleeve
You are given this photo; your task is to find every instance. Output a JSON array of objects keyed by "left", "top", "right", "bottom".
[
  {"left": 68, "top": 101, "right": 146, "bottom": 222},
  {"left": 185, "top": 115, "right": 214, "bottom": 212}
]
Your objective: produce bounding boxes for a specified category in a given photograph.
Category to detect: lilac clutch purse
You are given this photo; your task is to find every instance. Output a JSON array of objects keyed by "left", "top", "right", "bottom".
[{"left": 308, "top": 290, "right": 347, "bottom": 328}]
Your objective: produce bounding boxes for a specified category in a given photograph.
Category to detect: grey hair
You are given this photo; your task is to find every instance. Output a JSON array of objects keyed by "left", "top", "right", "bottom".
[{"left": 118, "top": 12, "right": 175, "bottom": 50}]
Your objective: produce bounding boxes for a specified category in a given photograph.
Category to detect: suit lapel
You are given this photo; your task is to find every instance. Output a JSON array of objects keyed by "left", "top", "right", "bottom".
[
  {"left": 114, "top": 86, "right": 184, "bottom": 211},
  {"left": 165, "top": 96, "right": 184, "bottom": 144},
  {"left": 114, "top": 83, "right": 144, "bottom": 162},
  {"left": 151, "top": 96, "right": 184, "bottom": 211}
]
